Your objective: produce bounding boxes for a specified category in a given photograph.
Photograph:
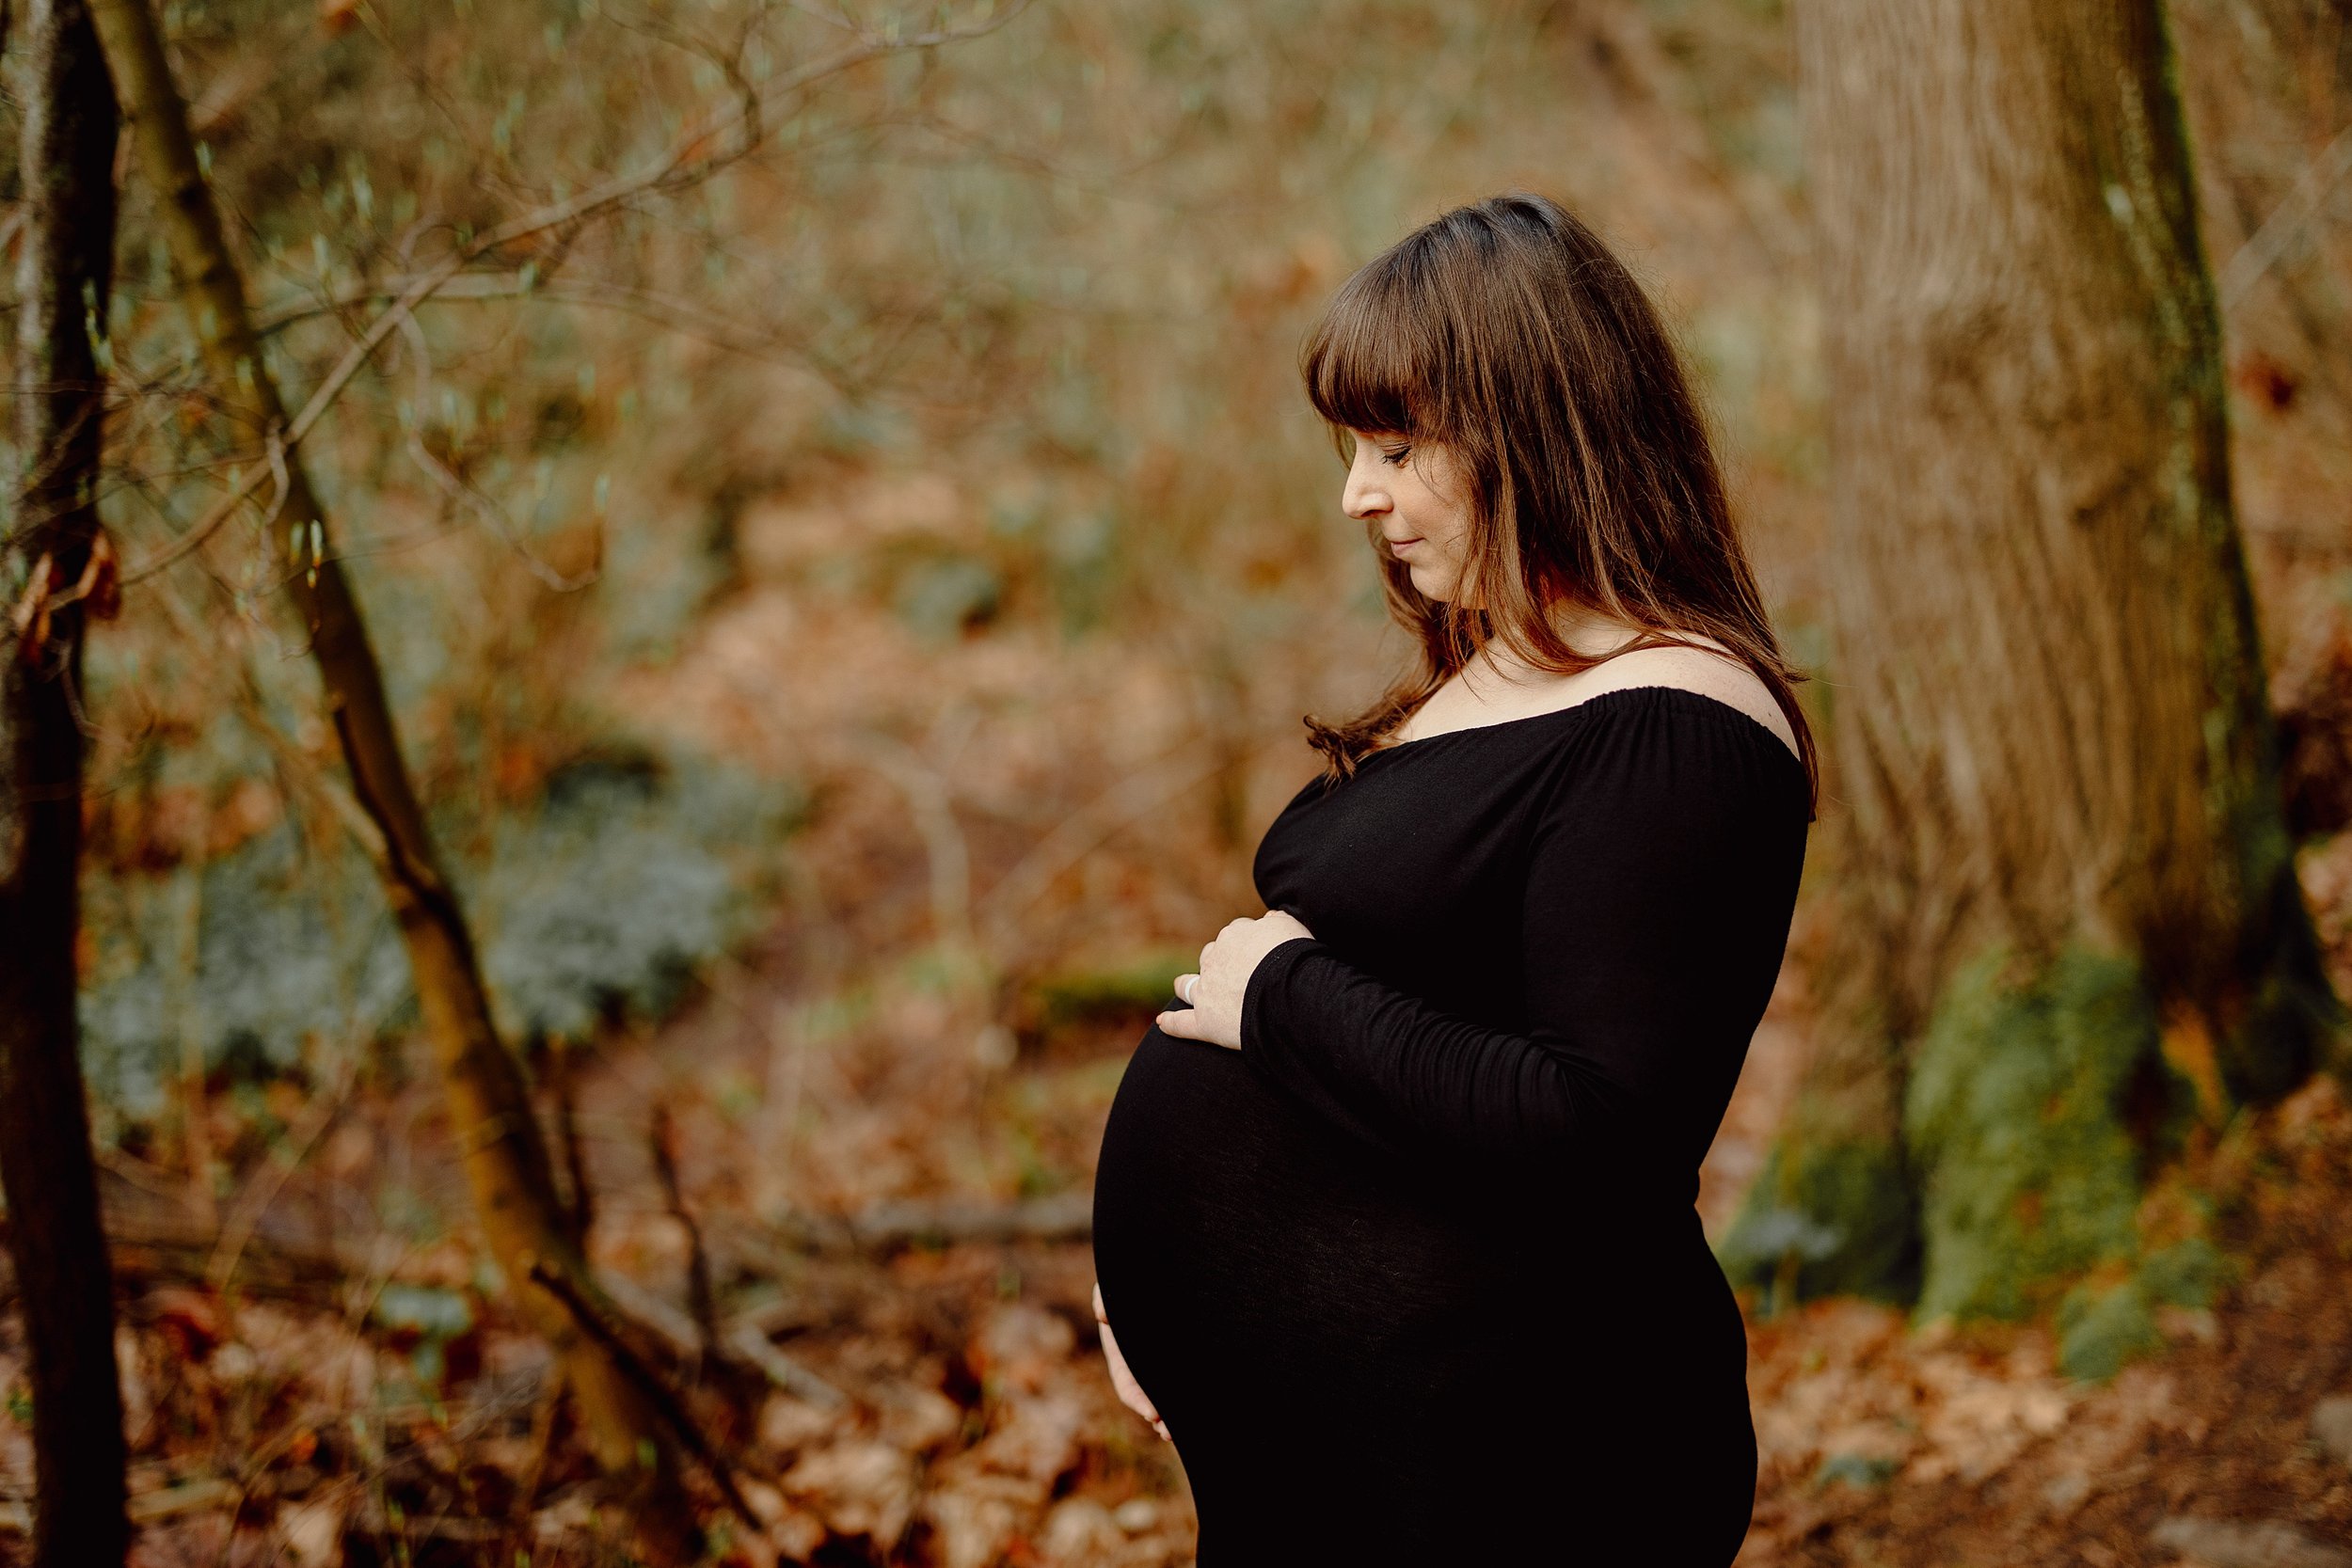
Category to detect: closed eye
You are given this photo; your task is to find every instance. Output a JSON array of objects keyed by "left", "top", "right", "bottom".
[{"left": 1378, "top": 442, "right": 1412, "bottom": 467}]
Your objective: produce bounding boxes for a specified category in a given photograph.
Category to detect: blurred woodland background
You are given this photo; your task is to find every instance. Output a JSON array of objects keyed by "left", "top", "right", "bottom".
[{"left": 3, "top": 0, "right": 2352, "bottom": 1563}]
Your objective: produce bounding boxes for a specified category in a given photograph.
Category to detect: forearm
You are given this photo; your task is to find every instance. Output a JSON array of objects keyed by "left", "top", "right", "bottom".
[{"left": 1240, "top": 937, "right": 1632, "bottom": 1168}]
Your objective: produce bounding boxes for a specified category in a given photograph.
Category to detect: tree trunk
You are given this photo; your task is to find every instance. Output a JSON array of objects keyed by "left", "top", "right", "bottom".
[
  {"left": 0, "top": 1, "right": 131, "bottom": 1560},
  {"left": 84, "top": 1, "right": 698, "bottom": 1552},
  {"left": 1722, "top": 0, "right": 2341, "bottom": 1368}
]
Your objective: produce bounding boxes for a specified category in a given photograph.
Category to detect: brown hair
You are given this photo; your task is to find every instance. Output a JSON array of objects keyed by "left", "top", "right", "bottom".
[{"left": 1299, "top": 192, "right": 1819, "bottom": 815}]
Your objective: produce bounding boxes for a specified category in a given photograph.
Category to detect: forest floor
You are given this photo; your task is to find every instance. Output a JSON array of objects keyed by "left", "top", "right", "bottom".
[{"left": 6, "top": 946, "right": 2352, "bottom": 1567}]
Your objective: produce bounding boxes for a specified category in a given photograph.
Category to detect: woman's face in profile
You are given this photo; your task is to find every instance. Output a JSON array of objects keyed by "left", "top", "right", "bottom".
[{"left": 1342, "top": 431, "right": 1474, "bottom": 603}]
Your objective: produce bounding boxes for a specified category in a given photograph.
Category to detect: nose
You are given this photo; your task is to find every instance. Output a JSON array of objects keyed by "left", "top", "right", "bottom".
[{"left": 1343, "top": 445, "right": 1391, "bottom": 521}]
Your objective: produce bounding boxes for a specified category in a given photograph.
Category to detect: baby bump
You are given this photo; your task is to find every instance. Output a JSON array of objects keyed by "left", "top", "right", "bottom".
[{"left": 1091, "top": 1026, "right": 1511, "bottom": 1425}]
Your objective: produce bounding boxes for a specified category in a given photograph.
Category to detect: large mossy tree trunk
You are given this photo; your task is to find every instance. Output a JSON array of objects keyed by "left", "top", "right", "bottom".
[
  {"left": 85, "top": 0, "right": 699, "bottom": 1553},
  {"left": 1722, "top": 0, "right": 2342, "bottom": 1368},
  {"left": 0, "top": 1, "right": 131, "bottom": 1560}
]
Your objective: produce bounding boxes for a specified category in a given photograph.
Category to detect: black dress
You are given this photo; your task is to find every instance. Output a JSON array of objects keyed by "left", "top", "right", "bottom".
[{"left": 1090, "top": 685, "right": 1810, "bottom": 1565}]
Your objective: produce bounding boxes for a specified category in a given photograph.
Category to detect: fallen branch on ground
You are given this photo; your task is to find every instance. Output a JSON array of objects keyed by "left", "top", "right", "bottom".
[
  {"left": 523, "top": 1257, "right": 761, "bottom": 1529},
  {"left": 767, "top": 1190, "right": 1095, "bottom": 1256}
]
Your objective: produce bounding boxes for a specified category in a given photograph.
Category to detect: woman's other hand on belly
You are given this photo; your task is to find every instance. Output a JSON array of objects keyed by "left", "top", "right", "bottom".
[
  {"left": 1156, "top": 910, "right": 1314, "bottom": 1050},
  {"left": 1093, "top": 1283, "right": 1171, "bottom": 1441}
]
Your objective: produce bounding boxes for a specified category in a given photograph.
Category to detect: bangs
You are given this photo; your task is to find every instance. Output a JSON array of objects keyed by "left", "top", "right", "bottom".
[{"left": 1301, "top": 261, "right": 1441, "bottom": 439}]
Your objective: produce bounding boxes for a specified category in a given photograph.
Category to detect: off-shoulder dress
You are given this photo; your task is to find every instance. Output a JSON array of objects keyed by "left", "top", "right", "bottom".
[{"left": 1090, "top": 684, "right": 1811, "bottom": 1565}]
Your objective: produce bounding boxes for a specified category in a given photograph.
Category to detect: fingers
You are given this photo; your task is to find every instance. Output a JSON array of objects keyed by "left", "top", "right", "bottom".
[
  {"left": 1154, "top": 1007, "right": 1205, "bottom": 1040},
  {"left": 1095, "top": 1309, "right": 1167, "bottom": 1436},
  {"left": 1115, "top": 1364, "right": 1159, "bottom": 1422},
  {"left": 1155, "top": 1009, "right": 1237, "bottom": 1049}
]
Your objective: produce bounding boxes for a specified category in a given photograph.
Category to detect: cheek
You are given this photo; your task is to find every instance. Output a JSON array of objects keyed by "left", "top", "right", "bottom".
[
  {"left": 1400, "top": 463, "right": 1470, "bottom": 549},
  {"left": 1416, "top": 491, "right": 1472, "bottom": 557}
]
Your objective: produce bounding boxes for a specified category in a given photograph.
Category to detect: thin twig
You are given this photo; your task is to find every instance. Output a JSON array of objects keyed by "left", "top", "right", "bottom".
[
  {"left": 723, "top": 1320, "right": 848, "bottom": 1410},
  {"left": 846, "top": 730, "right": 976, "bottom": 955},
  {"left": 551, "top": 1036, "right": 595, "bottom": 1249},
  {"left": 510, "top": 1381, "right": 564, "bottom": 1523},
  {"left": 393, "top": 310, "right": 597, "bottom": 592},
  {"left": 520, "top": 1256, "right": 762, "bottom": 1528},
  {"left": 205, "top": 1050, "right": 360, "bottom": 1294},
  {"left": 649, "top": 1101, "right": 720, "bottom": 1352},
  {"left": 2219, "top": 121, "right": 2352, "bottom": 310},
  {"left": 171, "top": 873, "right": 217, "bottom": 1232},
  {"left": 121, "top": 0, "right": 1031, "bottom": 588},
  {"left": 256, "top": 271, "right": 840, "bottom": 388}
]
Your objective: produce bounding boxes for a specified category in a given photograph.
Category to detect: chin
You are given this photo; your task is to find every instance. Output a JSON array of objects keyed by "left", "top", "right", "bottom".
[{"left": 1409, "top": 566, "right": 1460, "bottom": 603}]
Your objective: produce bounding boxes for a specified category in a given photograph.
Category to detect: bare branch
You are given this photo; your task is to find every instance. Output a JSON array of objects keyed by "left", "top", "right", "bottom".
[
  {"left": 2219, "top": 121, "right": 2352, "bottom": 310},
  {"left": 521, "top": 1256, "right": 762, "bottom": 1529},
  {"left": 389, "top": 310, "right": 599, "bottom": 592},
  {"left": 254, "top": 269, "right": 845, "bottom": 398},
  {"left": 121, "top": 0, "right": 1031, "bottom": 589}
]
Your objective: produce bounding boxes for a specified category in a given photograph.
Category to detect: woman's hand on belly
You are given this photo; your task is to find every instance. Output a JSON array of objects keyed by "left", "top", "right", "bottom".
[
  {"left": 1157, "top": 910, "right": 1314, "bottom": 1050},
  {"left": 1092, "top": 1284, "right": 1171, "bottom": 1441}
]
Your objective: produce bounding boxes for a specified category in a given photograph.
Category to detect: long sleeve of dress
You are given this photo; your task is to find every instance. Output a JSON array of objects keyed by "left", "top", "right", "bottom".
[{"left": 1238, "top": 702, "right": 1807, "bottom": 1180}]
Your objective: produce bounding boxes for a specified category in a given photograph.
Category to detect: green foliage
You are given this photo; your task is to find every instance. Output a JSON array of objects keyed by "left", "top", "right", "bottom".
[
  {"left": 1811, "top": 1452, "right": 1899, "bottom": 1491},
  {"left": 474, "top": 753, "right": 801, "bottom": 1038},
  {"left": 78, "top": 748, "right": 801, "bottom": 1117},
  {"left": 1902, "top": 945, "right": 2186, "bottom": 1323},
  {"left": 1021, "top": 949, "right": 1198, "bottom": 1033},
  {"left": 1716, "top": 1132, "right": 1919, "bottom": 1309},
  {"left": 2052, "top": 1235, "right": 2233, "bottom": 1378},
  {"left": 600, "top": 514, "right": 734, "bottom": 666},
  {"left": 2139, "top": 1235, "right": 2227, "bottom": 1309},
  {"left": 2055, "top": 1277, "right": 2162, "bottom": 1381},
  {"left": 984, "top": 499, "right": 1121, "bottom": 640},
  {"left": 1725, "top": 948, "right": 2241, "bottom": 1374},
  {"left": 79, "top": 827, "right": 414, "bottom": 1116}
]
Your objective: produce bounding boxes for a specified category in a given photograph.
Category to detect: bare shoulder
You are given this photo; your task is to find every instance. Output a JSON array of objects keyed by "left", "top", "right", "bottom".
[{"left": 1584, "top": 639, "right": 1802, "bottom": 761}]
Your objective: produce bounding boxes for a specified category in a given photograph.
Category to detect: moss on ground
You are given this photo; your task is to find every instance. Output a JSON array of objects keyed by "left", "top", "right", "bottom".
[
  {"left": 1022, "top": 951, "right": 1197, "bottom": 1031},
  {"left": 2055, "top": 1276, "right": 2163, "bottom": 1380},
  {"left": 2054, "top": 1235, "right": 2233, "bottom": 1378},
  {"left": 1723, "top": 942, "right": 2252, "bottom": 1379},
  {"left": 1903, "top": 944, "right": 2199, "bottom": 1329}
]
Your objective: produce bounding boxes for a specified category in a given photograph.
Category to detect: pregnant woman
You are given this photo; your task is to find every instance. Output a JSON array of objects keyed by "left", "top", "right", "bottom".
[{"left": 1089, "top": 193, "right": 1816, "bottom": 1564}]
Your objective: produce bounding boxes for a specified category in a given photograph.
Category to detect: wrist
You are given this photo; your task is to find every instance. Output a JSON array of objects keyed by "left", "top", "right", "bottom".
[{"left": 1240, "top": 935, "right": 1324, "bottom": 1054}]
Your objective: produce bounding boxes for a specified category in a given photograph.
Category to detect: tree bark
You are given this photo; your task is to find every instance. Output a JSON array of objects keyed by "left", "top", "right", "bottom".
[
  {"left": 0, "top": 0, "right": 131, "bottom": 1560},
  {"left": 83, "top": 1, "right": 698, "bottom": 1553},
  {"left": 1723, "top": 0, "right": 2340, "bottom": 1354}
]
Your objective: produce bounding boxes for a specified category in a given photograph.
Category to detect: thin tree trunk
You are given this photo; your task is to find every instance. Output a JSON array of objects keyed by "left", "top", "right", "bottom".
[
  {"left": 83, "top": 1, "right": 697, "bottom": 1552},
  {"left": 0, "top": 0, "right": 131, "bottom": 1560},
  {"left": 1724, "top": 0, "right": 2339, "bottom": 1357}
]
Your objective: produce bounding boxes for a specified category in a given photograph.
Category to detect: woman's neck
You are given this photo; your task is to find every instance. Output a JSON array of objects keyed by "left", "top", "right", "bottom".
[{"left": 1473, "top": 606, "right": 1645, "bottom": 684}]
